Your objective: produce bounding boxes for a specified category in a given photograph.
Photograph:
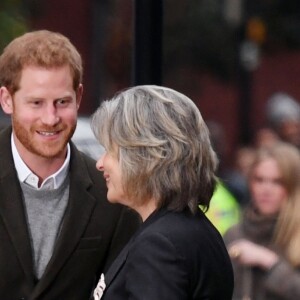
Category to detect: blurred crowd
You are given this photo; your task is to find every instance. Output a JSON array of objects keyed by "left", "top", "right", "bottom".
[{"left": 206, "top": 92, "right": 300, "bottom": 299}]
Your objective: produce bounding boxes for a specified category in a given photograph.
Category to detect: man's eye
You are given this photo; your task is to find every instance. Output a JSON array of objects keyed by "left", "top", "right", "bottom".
[{"left": 56, "top": 99, "right": 70, "bottom": 106}]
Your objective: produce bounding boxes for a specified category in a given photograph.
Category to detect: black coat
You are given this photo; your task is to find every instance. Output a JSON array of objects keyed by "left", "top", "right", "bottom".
[
  {"left": 0, "top": 126, "right": 140, "bottom": 300},
  {"left": 101, "top": 208, "right": 233, "bottom": 300}
]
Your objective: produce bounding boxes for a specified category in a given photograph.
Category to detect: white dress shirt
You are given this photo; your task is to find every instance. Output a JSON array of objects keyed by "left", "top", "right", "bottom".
[{"left": 11, "top": 134, "right": 70, "bottom": 190}]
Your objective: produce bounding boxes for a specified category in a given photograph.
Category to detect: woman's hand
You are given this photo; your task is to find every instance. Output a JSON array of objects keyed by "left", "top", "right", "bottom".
[{"left": 228, "top": 239, "right": 279, "bottom": 270}]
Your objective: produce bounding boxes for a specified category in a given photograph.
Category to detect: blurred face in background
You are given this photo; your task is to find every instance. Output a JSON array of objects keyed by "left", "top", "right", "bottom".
[
  {"left": 249, "top": 157, "right": 287, "bottom": 216},
  {"left": 279, "top": 119, "right": 300, "bottom": 149}
]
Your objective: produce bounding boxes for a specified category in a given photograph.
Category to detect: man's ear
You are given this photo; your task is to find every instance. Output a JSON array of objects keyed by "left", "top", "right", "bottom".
[
  {"left": 0, "top": 87, "right": 13, "bottom": 115},
  {"left": 76, "top": 84, "right": 83, "bottom": 110}
]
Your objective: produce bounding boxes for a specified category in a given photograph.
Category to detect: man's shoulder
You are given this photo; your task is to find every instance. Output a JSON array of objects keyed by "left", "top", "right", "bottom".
[
  {"left": 69, "top": 144, "right": 107, "bottom": 195},
  {"left": 70, "top": 144, "right": 99, "bottom": 174},
  {"left": 76, "top": 149, "right": 98, "bottom": 169},
  {"left": 0, "top": 125, "right": 11, "bottom": 144},
  {"left": 0, "top": 127, "right": 14, "bottom": 172}
]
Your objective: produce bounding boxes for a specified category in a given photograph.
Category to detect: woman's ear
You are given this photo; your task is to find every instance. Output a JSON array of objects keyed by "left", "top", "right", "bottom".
[{"left": 0, "top": 87, "right": 13, "bottom": 114}]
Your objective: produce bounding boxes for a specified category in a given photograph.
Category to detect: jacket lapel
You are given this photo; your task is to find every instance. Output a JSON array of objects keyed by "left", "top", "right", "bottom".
[
  {"left": 0, "top": 127, "right": 35, "bottom": 286},
  {"left": 104, "top": 239, "right": 131, "bottom": 289},
  {"left": 104, "top": 209, "right": 168, "bottom": 289},
  {"left": 30, "top": 144, "right": 99, "bottom": 298}
]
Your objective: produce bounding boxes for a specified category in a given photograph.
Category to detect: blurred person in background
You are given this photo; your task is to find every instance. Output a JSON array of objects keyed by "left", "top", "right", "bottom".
[
  {"left": 205, "top": 121, "right": 241, "bottom": 235},
  {"left": 0, "top": 30, "right": 139, "bottom": 299},
  {"left": 254, "top": 127, "right": 279, "bottom": 148},
  {"left": 224, "top": 146, "right": 255, "bottom": 208},
  {"left": 224, "top": 142, "right": 300, "bottom": 300},
  {"left": 266, "top": 92, "right": 300, "bottom": 149},
  {"left": 91, "top": 85, "right": 233, "bottom": 300},
  {"left": 205, "top": 180, "right": 241, "bottom": 236}
]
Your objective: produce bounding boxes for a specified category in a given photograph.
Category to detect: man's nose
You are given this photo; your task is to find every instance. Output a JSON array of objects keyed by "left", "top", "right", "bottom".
[{"left": 41, "top": 105, "right": 60, "bottom": 126}]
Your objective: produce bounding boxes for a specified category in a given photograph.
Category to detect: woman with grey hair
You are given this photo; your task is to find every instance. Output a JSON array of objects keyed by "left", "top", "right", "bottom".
[{"left": 91, "top": 85, "right": 233, "bottom": 300}]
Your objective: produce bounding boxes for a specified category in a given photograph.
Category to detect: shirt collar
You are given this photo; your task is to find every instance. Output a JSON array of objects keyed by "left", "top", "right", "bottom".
[{"left": 11, "top": 134, "right": 71, "bottom": 190}]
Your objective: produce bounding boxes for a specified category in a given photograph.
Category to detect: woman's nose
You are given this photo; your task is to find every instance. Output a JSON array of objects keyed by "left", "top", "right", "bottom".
[{"left": 96, "top": 153, "right": 105, "bottom": 171}]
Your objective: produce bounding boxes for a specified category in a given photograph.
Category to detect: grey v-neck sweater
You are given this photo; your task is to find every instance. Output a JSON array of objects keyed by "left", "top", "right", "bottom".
[{"left": 20, "top": 176, "right": 70, "bottom": 279}]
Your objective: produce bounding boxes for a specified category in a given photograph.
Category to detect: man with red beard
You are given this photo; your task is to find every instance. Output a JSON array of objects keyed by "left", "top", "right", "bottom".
[{"left": 0, "top": 30, "right": 140, "bottom": 300}]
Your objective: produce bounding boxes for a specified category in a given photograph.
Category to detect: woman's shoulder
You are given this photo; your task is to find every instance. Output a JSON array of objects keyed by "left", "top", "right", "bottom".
[
  {"left": 145, "top": 208, "right": 207, "bottom": 229},
  {"left": 137, "top": 209, "right": 223, "bottom": 249}
]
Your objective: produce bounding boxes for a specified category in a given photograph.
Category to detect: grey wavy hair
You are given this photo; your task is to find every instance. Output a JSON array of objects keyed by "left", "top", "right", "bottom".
[{"left": 91, "top": 85, "right": 218, "bottom": 213}]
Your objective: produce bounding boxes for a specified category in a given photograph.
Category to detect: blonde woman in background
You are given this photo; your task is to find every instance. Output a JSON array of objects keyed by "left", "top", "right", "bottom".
[{"left": 224, "top": 142, "right": 300, "bottom": 300}]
